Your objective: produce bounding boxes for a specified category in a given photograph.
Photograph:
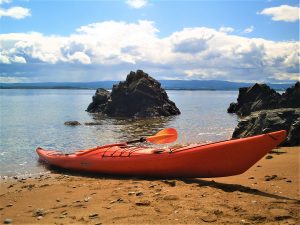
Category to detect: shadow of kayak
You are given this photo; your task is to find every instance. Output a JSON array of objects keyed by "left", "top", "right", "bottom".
[{"left": 39, "top": 161, "right": 299, "bottom": 204}]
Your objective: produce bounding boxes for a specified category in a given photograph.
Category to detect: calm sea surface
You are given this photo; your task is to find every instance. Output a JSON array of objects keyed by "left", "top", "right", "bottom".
[{"left": 0, "top": 89, "right": 238, "bottom": 177}]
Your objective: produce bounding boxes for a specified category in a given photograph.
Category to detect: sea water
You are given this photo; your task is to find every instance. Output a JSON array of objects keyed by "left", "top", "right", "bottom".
[{"left": 0, "top": 89, "right": 238, "bottom": 176}]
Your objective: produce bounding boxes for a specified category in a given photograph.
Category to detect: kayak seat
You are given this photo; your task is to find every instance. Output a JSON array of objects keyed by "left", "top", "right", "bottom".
[{"left": 151, "top": 149, "right": 165, "bottom": 154}]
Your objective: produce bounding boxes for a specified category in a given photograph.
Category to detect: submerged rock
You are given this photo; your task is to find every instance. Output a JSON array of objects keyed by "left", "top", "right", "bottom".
[
  {"left": 86, "top": 70, "right": 180, "bottom": 118},
  {"left": 64, "top": 121, "right": 81, "bottom": 126},
  {"left": 232, "top": 108, "right": 300, "bottom": 146}
]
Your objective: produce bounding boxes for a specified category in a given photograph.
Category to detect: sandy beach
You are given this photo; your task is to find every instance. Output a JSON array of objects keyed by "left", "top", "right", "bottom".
[{"left": 0, "top": 147, "right": 299, "bottom": 225}]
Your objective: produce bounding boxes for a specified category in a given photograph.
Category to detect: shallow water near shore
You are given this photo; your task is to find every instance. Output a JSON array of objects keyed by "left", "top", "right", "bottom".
[{"left": 0, "top": 89, "right": 238, "bottom": 176}]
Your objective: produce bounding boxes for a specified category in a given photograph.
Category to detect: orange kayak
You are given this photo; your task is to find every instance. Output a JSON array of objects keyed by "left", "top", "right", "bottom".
[{"left": 36, "top": 130, "right": 286, "bottom": 178}]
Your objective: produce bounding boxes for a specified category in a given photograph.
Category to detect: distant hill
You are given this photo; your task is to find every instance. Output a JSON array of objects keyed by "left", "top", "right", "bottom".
[
  {"left": 0, "top": 81, "right": 117, "bottom": 90},
  {"left": 0, "top": 80, "right": 293, "bottom": 91}
]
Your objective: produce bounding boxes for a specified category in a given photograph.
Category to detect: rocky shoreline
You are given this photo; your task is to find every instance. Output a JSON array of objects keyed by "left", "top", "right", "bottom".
[{"left": 228, "top": 82, "right": 300, "bottom": 146}]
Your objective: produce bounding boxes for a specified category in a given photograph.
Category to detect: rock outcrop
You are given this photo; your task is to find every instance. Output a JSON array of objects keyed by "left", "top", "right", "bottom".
[
  {"left": 280, "top": 81, "right": 300, "bottom": 108},
  {"left": 86, "top": 70, "right": 180, "bottom": 118},
  {"left": 86, "top": 88, "right": 110, "bottom": 113},
  {"left": 232, "top": 108, "right": 300, "bottom": 146},
  {"left": 227, "top": 82, "right": 300, "bottom": 116},
  {"left": 64, "top": 121, "right": 81, "bottom": 126},
  {"left": 229, "top": 82, "right": 300, "bottom": 146}
]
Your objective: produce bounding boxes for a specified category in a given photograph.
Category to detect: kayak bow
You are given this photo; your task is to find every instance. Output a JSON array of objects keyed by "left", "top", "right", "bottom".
[{"left": 36, "top": 130, "right": 286, "bottom": 178}]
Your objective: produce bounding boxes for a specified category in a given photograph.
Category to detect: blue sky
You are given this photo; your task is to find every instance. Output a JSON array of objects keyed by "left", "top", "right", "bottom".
[{"left": 0, "top": 0, "right": 299, "bottom": 83}]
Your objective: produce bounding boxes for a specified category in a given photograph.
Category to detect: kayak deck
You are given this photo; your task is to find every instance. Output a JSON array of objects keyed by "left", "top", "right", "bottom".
[{"left": 36, "top": 130, "right": 287, "bottom": 178}]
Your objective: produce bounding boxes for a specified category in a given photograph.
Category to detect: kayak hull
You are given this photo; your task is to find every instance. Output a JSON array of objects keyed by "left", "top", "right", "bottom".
[{"left": 36, "top": 130, "right": 286, "bottom": 178}]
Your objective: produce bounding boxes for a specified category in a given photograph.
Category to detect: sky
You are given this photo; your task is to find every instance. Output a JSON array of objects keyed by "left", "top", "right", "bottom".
[{"left": 0, "top": 0, "right": 299, "bottom": 83}]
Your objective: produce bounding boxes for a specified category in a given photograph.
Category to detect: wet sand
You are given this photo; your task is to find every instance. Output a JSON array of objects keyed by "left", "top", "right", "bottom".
[{"left": 0, "top": 147, "right": 299, "bottom": 225}]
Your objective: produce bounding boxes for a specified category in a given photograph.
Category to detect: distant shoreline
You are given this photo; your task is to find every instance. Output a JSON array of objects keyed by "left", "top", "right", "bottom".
[
  {"left": 0, "top": 80, "right": 293, "bottom": 91},
  {"left": 0, "top": 87, "right": 241, "bottom": 91}
]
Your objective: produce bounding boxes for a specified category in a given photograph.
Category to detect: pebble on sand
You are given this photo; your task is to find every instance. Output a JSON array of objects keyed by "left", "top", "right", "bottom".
[
  {"left": 33, "top": 208, "right": 46, "bottom": 217},
  {"left": 162, "top": 180, "right": 176, "bottom": 187},
  {"left": 3, "top": 218, "right": 12, "bottom": 224},
  {"left": 200, "top": 214, "right": 217, "bottom": 223},
  {"left": 264, "top": 175, "right": 278, "bottom": 181},
  {"left": 89, "top": 213, "right": 99, "bottom": 218},
  {"left": 135, "top": 200, "right": 151, "bottom": 206},
  {"left": 269, "top": 208, "right": 291, "bottom": 221}
]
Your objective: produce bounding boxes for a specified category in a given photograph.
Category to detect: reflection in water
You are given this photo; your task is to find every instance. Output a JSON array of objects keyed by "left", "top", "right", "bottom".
[
  {"left": 89, "top": 113, "right": 174, "bottom": 142},
  {"left": 0, "top": 89, "right": 238, "bottom": 176}
]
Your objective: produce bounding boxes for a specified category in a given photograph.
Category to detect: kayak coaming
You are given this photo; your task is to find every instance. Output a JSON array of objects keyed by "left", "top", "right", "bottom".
[{"left": 36, "top": 130, "right": 286, "bottom": 178}]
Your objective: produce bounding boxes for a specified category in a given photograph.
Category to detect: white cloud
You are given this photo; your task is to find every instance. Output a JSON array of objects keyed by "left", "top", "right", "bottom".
[
  {"left": 0, "top": 6, "right": 31, "bottom": 19},
  {"left": 219, "top": 26, "right": 234, "bottom": 33},
  {"left": 259, "top": 5, "right": 300, "bottom": 22},
  {"left": 126, "top": 0, "right": 148, "bottom": 9},
  {"left": 0, "top": 53, "right": 10, "bottom": 64},
  {"left": 68, "top": 52, "right": 91, "bottom": 64},
  {"left": 242, "top": 26, "right": 254, "bottom": 34},
  {"left": 0, "top": 20, "right": 299, "bottom": 83},
  {"left": 12, "top": 55, "right": 26, "bottom": 63}
]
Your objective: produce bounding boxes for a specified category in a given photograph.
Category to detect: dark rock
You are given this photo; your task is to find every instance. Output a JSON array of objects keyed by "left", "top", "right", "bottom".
[
  {"left": 86, "top": 70, "right": 180, "bottom": 117},
  {"left": 33, "top": 208, "right": 46, "bottom": 217},
  {"left": 135, "top": 191, "right": 144, "bottom": 196},
  {"left": 227, "top": 83, "right": 280, "bottom": 116},
  {"left": 227, "top": 102, "right": 238, "bottom": 113},
  {"left": 232, "top": 108, "right": 300, "bottom": 146},
  {"left": 161, "top": 180, "right": 176, "bottom": 187},
  {"left": 3, "top": 218, "right": 12, "bottom": 224},
  {"left": 269, "top": 208, "right": 291, "bottom": 221},
  {"left": 64, "top": 121, "right": 81, "bottom": 126},
  {"left": 264, "top": 175, "right": 277, "bottom": 181},
  {"left": 228, "top": 82, "right": 299, "bottom": 116},
  {"left": 84, "top": 122, "right": 102, "bottom": 126},
  {"left": 280, "top": 81, "right": 300, "bottom": 108},
  {"left": 86, "top": 88, "right": 110, "bottom": 113},
  {"left": 287, "top": 118, "right": 300, "bottom": 146},
  {"left": 89, "top": 213, "right": 99, "bottom": 218}
]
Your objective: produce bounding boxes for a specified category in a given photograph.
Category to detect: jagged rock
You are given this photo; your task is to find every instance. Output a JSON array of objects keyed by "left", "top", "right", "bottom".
[
  {"left": 280, "top": 81, "right": 300, "bottom": 108},
  {"left": 227, "top": 83, "right": 281, "bottom": 116},
  {"left": 229, "top": 82, "right": 300, "bottom": 146},
  {"left": 86, "top": 88, "right": 110, "bottom": 113},
  {"left": 228, "top": 82, "right": 299, "bottom": 116},
  {"left": 232, "top": 108, "right": 300, "bottom": 146},
  {"left": 86, "top": 70, "right": 180, "bottom": 117}
]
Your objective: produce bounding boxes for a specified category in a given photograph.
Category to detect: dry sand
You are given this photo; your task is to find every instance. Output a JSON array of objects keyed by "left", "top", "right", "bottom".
[{"left": 0, "top": 147, "right": 299, "bottom": 225}]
